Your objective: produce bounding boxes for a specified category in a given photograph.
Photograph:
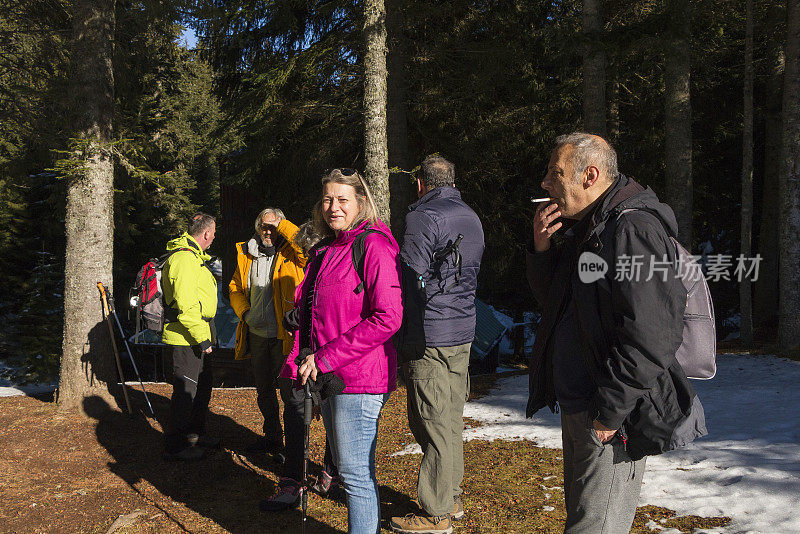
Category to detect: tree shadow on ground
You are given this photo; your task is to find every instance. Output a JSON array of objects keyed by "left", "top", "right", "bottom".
[{"left": 83, "top": 393, "right": 341, "bottom": 533}]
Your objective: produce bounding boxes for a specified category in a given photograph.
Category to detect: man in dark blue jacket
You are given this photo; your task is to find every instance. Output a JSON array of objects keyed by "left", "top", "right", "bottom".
[{"left": 390, "top": 156, "right": 484, "bottom": 534}]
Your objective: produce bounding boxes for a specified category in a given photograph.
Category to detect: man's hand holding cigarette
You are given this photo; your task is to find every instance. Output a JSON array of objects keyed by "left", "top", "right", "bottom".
[{"left": 532, "top": 201, "right": 562, "bottom": 252}]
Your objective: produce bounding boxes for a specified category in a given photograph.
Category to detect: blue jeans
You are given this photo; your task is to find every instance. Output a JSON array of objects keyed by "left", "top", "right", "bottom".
[{"left": 322, "top": 392, "right": 390, "bottom": 534}]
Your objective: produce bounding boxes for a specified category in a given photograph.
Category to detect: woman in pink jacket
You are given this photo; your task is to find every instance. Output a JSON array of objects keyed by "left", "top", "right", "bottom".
[{"left": 285, "top": 168, "right": 402, "bottom": 534}]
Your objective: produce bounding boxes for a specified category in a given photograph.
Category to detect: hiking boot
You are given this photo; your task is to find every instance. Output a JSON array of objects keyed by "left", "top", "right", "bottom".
[
  {"left": 258, "top": 477, "right": 302, "bottom": 512},
  {"left": 410, "top": 498, "right": 464, "bottom": 520},
  {"left": 451, "top": 496, "right": 464, "bottom": 520},
  {"left": 311, "top": 470, "right": 342, "bottom": 499},
  {"left": 187, "top": 433, "right": 221, "bottom": 449},
  {"left": 162, "top": 445, "right": 205, "bottom": 462},
  {"left": 389, "top": 513, "right": 452, "bottom": 534}
]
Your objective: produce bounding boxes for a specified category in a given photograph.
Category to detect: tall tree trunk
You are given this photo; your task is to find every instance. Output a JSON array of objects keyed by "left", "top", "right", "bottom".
[
  {"left": 754, "top": 2, "right": 785, "bottom": 335},
  {"left": 582, "top": 0, "right": 606, "bottom": 136},
  {"left": 363, "top": 0, "right": 390, "bottom": 224},
  {"left": 608, "top": 53, "right": 620, "bottom": 144},
  {"left": 58, "top": 0, "right": 116, "bottom": 411},
  {"left": 740, "top": 0, "right": 754, "bottom": 347},
  {"left": 387, "top": 0, "right": 412, "bottom": 236},
  {"left": 664, "top": 0, "right": 693, "bottom": 248},
  {"left": 778, "top": 0, "right": 800, "bottom": 353}
]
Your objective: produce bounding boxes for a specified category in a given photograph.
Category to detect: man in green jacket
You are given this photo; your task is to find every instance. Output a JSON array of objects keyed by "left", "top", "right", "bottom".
[{"left": 162, "top": 213, "right": 219, "bottom": 461}]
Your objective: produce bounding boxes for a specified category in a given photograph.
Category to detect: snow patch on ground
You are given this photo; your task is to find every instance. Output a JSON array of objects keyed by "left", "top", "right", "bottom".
[
  {"left": 392, "top": 443, "right": 422, "bottom": 456},
  {"left": 0, "top": 361, "right": 55, "bottom": 397},
  {"left": 463, "top": 370, "right": 562, "bottom": 447},
  {"left": 461, "top": 353, "right": 800, "bottom": 534},
  {"left": 0, "top": 384, "right": 56, "bottom": 397}
]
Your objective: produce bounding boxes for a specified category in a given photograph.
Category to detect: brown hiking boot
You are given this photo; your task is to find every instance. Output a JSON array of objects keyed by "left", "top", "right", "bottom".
[
  {"left": 389, "top": 513, "right": 452, "bottom": 534},
  {"left": 410, "top": 497, "right": 465, "bottom": 520}
]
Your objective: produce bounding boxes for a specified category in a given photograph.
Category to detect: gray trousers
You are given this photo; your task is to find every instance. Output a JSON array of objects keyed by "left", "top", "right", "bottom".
[
  {"left": 402, "top": 343, "right": 471, "bottom": 517},
  {"left": 561, "top": 411, "right": 645, "bottom": 534}
]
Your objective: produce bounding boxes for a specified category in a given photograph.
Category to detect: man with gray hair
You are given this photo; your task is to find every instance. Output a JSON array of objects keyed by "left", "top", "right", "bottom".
[
  {"left": 391, "top": 156, "right": 484, "bottom": 534},
  {"left": 229, "top": 208, "right": 307, "bottom": 457},
  {"left": 526, "top": 133, "right": 706, "bottom": 532}
]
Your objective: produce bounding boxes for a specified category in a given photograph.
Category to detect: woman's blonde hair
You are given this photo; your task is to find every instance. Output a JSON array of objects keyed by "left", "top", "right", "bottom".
[{"left": 312, "top": 168, "right": 380, "bottom": 237}]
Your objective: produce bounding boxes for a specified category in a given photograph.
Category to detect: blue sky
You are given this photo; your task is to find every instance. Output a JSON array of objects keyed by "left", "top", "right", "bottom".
[{"left": 180, "top": 26, "right": 198, "bottom": 49}]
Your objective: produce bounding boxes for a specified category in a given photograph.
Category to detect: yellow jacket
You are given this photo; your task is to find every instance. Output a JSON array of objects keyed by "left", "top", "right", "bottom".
[
  {"left": 162, "top": 233, "right": 218, "bottom": 347},
  {"left": 229, "top": 219, "right": 307, "bottom": 358}
]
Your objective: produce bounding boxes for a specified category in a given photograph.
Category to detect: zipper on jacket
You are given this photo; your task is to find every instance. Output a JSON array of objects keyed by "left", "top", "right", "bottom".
[{"left": 309, "top": 244, "right": 331, "bottom": 354}]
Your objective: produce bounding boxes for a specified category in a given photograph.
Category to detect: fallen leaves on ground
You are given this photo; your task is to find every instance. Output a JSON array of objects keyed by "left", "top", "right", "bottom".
[{"left": 0, "top": 373, "right": 729, "bottom": 533}]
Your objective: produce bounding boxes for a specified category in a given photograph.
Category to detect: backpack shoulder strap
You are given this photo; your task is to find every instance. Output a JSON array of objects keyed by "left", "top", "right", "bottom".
[
  {"left": 158, "top": 247, "right": 193, "bottom": 267},
  {"left": 614, "top": 207, "right": 670, "bottom": 235},
  {"left": 352, "top": 227, "right": 390, "bottom": 294}
]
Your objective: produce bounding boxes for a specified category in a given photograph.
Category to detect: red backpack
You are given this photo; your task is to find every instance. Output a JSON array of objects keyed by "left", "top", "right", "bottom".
[{"left": 130, "top": 248, "right": 190, "bottom": 336}]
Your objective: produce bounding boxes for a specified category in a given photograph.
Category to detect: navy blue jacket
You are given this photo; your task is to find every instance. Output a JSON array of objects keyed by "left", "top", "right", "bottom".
[{"left": 399, "top": 186, "right": 484, "bottom": 347}]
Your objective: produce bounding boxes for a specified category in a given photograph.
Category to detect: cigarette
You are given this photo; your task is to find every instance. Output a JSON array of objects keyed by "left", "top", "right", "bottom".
[{"left": 530, "top": 197, "right": 552, "bottom": 203}]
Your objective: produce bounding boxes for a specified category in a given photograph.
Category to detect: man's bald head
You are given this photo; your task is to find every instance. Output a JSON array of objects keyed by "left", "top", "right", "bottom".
[{"left": 553, "top": 132, "right": 618, "bottom": 185}]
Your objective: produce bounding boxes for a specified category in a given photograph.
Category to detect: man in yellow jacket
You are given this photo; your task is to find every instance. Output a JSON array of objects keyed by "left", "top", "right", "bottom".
[
  {"left": 162, "top": 213, "right": 218, "bottom": 461},
  {"left": 229, "top": 208, "right": 306, "bottom": 455}
]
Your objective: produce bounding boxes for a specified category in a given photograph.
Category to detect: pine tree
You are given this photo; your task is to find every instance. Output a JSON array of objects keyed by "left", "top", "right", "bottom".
[
  {"left": 664, "top": 0, "right": 693, "bottom": 248},
  {"left": 57, "top": 0, "right": 117, "bottom": 411},
  {"left": 754, "top": 2, "right": 785, "bottom": 335},
  {"left": 582, "top": 0, "right": 606, "bottom": 136},
  {"left": 363, "top": 0, "right": 390, "bottom": 224},
  {"left": 740, "top": 0, "right": 754, "bottom": 347},
  {"left": 778, "top": 0, "right": 800, "bottom": 353}
]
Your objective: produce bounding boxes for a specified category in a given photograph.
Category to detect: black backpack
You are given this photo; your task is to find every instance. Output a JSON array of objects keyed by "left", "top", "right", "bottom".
[
  {"left": 283, "top": 226, "right": 393, "bottom": 331},
  {"left": 351, "top": 226, "right": 391, "bottom": 294},
  {"left": 297, "top": 225, "right": 392, "bottom": 295}
]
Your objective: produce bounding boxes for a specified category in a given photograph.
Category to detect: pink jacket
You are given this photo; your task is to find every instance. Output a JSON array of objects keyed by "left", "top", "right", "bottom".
[{"left": 280, "top": 219, "right": 402, "bottom": 394}]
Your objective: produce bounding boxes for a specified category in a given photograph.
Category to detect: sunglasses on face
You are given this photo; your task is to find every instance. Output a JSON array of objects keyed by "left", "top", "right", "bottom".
[{"left": 260, "top": 223, "right": 274, "bottom": 231}]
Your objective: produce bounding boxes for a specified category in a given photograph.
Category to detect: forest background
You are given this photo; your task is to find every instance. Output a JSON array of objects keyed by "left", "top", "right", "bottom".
[{"left": 0, "top": 0, "right": 797, "bottom": 391}]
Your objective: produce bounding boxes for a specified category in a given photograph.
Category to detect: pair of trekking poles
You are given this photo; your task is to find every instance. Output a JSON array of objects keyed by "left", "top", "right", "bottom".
[
  {"left": 97, "top": 282, "right": 155, "bottom": 417},
  {"left": 99, "top": 280, "right": 316, "bottom": 530}
]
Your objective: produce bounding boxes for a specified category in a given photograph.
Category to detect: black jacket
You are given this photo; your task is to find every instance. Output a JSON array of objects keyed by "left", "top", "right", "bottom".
[{"left": 526, "top": 175, "right": 707, "bottom": 460}]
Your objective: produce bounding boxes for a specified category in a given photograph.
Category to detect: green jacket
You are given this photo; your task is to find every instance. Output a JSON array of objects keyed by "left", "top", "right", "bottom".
[{"left": 161, "top": 233, "right": 218, "bottom": 348}]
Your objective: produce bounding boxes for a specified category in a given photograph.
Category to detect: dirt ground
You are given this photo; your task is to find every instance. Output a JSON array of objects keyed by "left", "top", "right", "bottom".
[{"left": 0, "top": 373, "right": 729, "bottom": 533}]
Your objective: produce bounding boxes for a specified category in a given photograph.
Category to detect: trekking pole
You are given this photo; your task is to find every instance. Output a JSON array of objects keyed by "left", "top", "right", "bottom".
[
  {"left": 98, "top": 282, "right": 156, "bottom": 417},
  {"left": 302, "top": 379, "right": 312, "bottom": 534},
  {"left": 97, "top": 282, "right": 133, "bottom": 414}
]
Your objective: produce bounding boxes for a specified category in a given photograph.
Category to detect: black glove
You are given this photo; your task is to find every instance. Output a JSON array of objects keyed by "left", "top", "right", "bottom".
[
  {"left": 295, "top": 348, "right": 345, "bottom": 404},
  {"left": 283, "top": 307, "right": 300, "bottom": 333}
]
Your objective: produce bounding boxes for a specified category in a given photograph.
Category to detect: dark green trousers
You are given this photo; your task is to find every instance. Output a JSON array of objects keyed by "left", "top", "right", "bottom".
[{"left": 402, "top": 343, "right": 471, "bottom": 517}]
